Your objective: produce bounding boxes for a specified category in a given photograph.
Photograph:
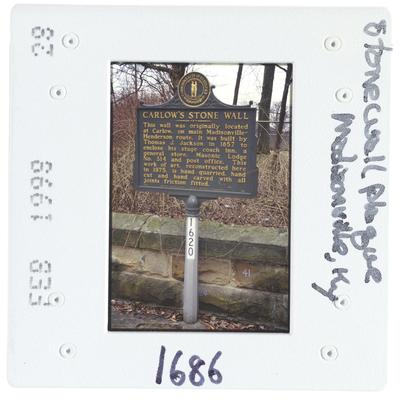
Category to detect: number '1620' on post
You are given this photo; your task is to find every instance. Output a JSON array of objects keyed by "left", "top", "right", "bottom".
[{"left": 186, "top": 217, "right": 197, "bottom": 260}]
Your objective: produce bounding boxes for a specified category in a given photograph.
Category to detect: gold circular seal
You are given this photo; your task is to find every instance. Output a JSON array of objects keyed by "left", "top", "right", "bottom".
[{"left": 178, "top": 72, "right": 211, "bottom": 107}]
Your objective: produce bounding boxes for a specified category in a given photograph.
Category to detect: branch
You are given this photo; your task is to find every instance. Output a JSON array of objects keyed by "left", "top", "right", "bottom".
[
  {"left": 274, "top": 64, "right": 288, "bottom": 73},
  {"left": 139, "top": 63, "right": 172, "bottom": 74}
]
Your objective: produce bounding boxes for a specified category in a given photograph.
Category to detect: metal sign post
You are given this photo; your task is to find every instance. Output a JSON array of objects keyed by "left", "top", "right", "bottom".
[{"left": 183, "top": 195, "right": 200, "bottom": 323}]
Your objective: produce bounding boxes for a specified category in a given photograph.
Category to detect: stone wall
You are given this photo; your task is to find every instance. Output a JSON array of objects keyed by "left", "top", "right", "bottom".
[{"left": 111, "top": 212, "right": 289, "bottom": 330}]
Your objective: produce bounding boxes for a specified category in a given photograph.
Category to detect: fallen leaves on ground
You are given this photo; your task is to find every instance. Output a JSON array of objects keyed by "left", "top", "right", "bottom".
[{"left": 111, "top": 299, "right": 273, "bottom": 332}]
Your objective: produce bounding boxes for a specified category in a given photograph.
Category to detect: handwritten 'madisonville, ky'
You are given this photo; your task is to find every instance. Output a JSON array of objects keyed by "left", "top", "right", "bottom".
[{"left": 312, "top": 19, "right": 392, "bottom": 302}]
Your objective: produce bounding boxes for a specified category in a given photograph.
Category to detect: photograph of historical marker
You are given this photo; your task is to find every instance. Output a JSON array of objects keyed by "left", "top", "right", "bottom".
[{"left": 109, "top": 63, "right": 292, "bottom": 332}]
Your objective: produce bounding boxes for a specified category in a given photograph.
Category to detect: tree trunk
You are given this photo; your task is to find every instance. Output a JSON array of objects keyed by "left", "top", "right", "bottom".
[
  {"left": 276, "top": 64, "right": 293, "bottom": 151},
  {"left": 257, "top": 64, "right": 275, "bottom": 153},
  {"left": 134, "top": 63, "right": 139, "bottom": 103},
  {"left": 233, "top": 64, "right": 243, "bottom": 105},
  {"left": 169, "top": 64, "right": 188, "bottom": 92},
  {"left": 111, "top": 68, "right": 116, "bottom": 104}
]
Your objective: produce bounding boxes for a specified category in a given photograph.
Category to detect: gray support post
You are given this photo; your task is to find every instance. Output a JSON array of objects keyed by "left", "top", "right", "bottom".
[{"left": 183, "top": 195, "right": 200, "bottom": 323}]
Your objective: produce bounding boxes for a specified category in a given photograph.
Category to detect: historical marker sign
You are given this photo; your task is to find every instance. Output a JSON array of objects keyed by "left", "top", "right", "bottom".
[{"left": 134, "top": 72, "right": 258, "bottom": 199}]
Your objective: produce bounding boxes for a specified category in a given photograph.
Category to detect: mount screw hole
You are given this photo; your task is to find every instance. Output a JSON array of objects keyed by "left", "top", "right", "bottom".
[
  {"left": 50, "top": 85, "right": 66, "bottom": 100},
  {"left": 335, "top": 88, "right": 353, "bottom": 103},
  {"left": 49, "top": 292, "right": 65, "bottom": 306},
  {"left": 62, "top": 33, "right": 79, "bottom": 49},
  {"left": 324, "top": 36, "right": 342, "bottom": 51},
  {"left": 59, "top": 343, "right": 76, "bottom": 359},
  {"left": 334, "top": 294, "right": 351, "bottom": 310},
  {"left": 321, "top": 345, "right": 338, "bottom": 361}
]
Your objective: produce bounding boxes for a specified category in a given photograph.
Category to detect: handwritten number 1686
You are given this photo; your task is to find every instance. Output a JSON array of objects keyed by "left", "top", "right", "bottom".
[{"left": 155, "top": 345, "right": 223, "bottom": 386}]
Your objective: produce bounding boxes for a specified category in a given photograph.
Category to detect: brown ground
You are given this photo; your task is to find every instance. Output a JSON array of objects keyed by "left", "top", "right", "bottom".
[{"left": 110, "top": 299, "right": 286, "bottom": 332}]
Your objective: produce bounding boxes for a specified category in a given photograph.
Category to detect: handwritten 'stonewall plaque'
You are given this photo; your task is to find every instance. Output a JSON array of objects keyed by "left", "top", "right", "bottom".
[{"left": 135, "top": 72, "right": 258, "bottom": 199}]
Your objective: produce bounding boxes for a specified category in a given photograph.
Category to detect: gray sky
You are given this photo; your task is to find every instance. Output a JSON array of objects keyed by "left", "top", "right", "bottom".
[{"left": 192, "top": 64, "right": 286, "bottom": 106}]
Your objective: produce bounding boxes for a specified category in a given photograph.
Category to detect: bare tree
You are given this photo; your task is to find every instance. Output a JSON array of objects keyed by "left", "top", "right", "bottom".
[
  {"left": 275, "top": 64, "right": 292, "bottom": 151},
  {"left": 138, "top": 63, "right": 188, "bottom": 94},
  {"left": 257, "top": 64, "right": 275, "bottom": 153},
  {"left": 169, "top": 64, "right": 188, "bottom": 91},
  {"left": 111, "top": 63, "right": 189, "bottom": 104},
  {"left": 233, "top": 64, "right": 243, "bottom": 105}
]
